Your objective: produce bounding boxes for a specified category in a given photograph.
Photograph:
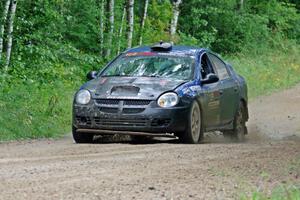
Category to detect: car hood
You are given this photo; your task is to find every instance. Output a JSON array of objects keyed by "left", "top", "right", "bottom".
[{"left": 83, "top": 76, "right": 187, "bottom": 100}]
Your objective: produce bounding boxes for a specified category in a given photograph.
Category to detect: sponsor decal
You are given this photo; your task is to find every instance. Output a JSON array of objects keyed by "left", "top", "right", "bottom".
[
  {"left": 208, "top": 100, "right": 220, "bottom": 108},
  {"left": 190, "top": 86, "right": 201, "bottom": 92},
  {"left": 213, "top": 91, "right": 220, "bottom": 97}
]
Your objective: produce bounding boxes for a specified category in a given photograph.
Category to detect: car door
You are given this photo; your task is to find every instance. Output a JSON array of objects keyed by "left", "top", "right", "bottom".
[
  {"left": 208, "top": 53, "right": 239, "bottom": 125},
  {"left": 198, "top": 52, "right": 221, "bottom": 127}
]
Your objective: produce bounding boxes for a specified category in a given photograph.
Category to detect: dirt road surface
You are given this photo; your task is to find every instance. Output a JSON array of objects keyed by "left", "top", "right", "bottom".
[{"left": 1, "top": 85, "right": 300, "bottom": 200}]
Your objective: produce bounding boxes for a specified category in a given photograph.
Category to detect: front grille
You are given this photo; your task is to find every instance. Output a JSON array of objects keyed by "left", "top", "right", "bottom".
[
  {"left": 96, "top": 99, "right": 119, "bottom": 105},
  {"left": 122, "top": 108, "right": 145, "bottom": 114},
  {"left": 99, "top": 107, "right": 118, "bottom": 113},
  {"left": 124, "top": 100, "right": 152, "bottom": 106},
  {"left": 95, "top": 99, "right": 152, "bottom": 106},
  {"left": 94, "top": 117, "right": 148, "bottom": 127},
  {"left": 151, "top": 118, "right": 171, "bottom": 127}
]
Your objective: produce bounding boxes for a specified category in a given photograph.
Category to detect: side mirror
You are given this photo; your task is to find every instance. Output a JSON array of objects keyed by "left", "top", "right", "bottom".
[
  {"left": 201, "top": 73, "right": 219, "bottom": 84},
  {"left": 87, "top": 71, "right": 98, "bottom": 80}
]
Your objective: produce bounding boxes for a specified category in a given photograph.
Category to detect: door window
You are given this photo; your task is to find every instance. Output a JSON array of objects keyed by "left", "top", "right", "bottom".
[
  {"left": 208, "top": 54, "right": 230, "bottom": 80},
  {"left": 200, "top": 53, "right": 215, "bottom": 79}
]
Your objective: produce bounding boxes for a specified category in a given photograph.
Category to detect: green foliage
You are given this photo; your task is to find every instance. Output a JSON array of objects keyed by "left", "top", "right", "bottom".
[
  {"left": 64, "top": 0, "right": 100, "bottom": 52},
  {"left": 241, "top": 186, "right": 300, "bottom": 200},
  {"left": 0, "top": 82, "right": 73, "bottom": 140},
  {"left": 179, "top": 0, "right": 300, "bottom": 53},
  {"left": 140, "top": 0, "right": 172, "bottom": 44},
  {"left": 227, "top": 41, "right": 300, "bottom": 98}
]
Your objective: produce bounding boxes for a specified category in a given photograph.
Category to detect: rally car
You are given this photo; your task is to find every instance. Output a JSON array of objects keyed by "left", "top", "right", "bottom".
[{"left": 72, "top": 42, "right": 248, "bottom": 144}]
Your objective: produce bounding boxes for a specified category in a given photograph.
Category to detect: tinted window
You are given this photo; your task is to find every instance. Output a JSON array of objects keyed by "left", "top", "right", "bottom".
[{"left": 209, "top": 54, "right": 230, "bottom": 80}]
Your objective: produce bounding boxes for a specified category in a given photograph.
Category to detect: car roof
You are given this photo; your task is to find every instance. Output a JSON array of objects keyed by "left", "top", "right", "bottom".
[{"left": 124, "top": 45, "right": 206, "bottom": 57}]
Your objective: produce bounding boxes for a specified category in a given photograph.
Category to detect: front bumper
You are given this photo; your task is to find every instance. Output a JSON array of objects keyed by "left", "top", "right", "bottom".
[{"left": 73, "top": 99, "right": 189, "bottom": 135}]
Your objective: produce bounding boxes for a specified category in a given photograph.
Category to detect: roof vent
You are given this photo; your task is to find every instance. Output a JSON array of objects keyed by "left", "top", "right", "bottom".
[{"left": 151, "top": 41, "right": 172, "bottom": 52}]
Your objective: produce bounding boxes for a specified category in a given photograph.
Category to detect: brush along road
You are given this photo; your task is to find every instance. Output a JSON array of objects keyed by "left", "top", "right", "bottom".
[{"left": 0, "top": 85, "right": 300, "bottom": 200}]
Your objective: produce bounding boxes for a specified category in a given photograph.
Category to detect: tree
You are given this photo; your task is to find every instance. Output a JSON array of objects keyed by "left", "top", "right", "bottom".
[
  {"left": 139, "top": 0, "right": 149, "bottom": 45},
  {"left": 0, "top": 0, "right": 11, "bottom": 62},
  {"left": 5, "top": 0, "right": 17, "bottom": 70},
  {"left": 105, "top": 0, "right": 115, "bottom": 57},
  {"left": 127, "top": 0, "right": 134, "bottom": 48},
  {"left": 99, "top": 0, "right": 105, "bottom": 56},
  {"left": 170, "top": 0, "right": 182, "bottom": 41},
  {"left": 117, "top": 6, "right": 126, "bottom": 54},
  {"left": 237, "top": 0, "right": 244, "bottom": 12}
]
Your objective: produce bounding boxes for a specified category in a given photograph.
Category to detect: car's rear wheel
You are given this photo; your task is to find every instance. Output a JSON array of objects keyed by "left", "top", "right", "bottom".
[
  {"left": 72, "top": 126, "right": 94, "bottom": 143},
  {"left": 223, "top": 102, "right": 247, "bottom": 142},
  {"left": 180, "top": 101, "right": 203, "bottom": 144}
]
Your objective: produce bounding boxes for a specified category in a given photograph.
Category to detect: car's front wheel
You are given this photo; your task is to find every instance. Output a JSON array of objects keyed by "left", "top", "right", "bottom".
[
  {"left": 223, "top": 102, "right": 247, "bottom": 142},
  {"left": 72, "top": 126, "right": 94, "bottom": 143},
  {"left": 180, "top": 101, "right": 203, "bottom": 144}
]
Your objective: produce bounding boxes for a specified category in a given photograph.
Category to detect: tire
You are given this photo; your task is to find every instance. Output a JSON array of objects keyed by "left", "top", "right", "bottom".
[
  {"left": 72, "top": 126, "right": 94, "bottom": 143},
  {"left": 180, "top": 101, "right": 203, "bottom": 144},
  {"left": 223, "top": 102, "right": 247, "bottom": 142}
]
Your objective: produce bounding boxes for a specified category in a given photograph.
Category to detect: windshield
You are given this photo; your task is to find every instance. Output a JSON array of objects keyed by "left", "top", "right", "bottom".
[{"left": 101, "top": 55, "right": 195, "bottom": 80}]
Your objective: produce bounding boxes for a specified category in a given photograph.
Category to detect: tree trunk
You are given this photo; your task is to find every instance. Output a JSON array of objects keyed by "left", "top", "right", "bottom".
[
  {"left": 117, "top": 7, "right": 126, "bottom": 55},
  {"left": 170, "top": 0, "right": 182, "bottom": 41},
  {"left": 127, "top": 0, "right": 134, "bottom": 48},
  {"left": 99, "top": 0, "right": 105, "bottom": 56},
  {"left": 237, "top": 0, "right": 244, "bottom": 12},
  {"left": 105, "top": 0, "right": 114, "bottom": 58},
  {"left": 139, "top": 0, "right": 149, "bottom": 45},
  {"left": 5, "top": 0, "right": 17, "bottom": 70},
  {"left": 0, "top": 0, "right": 11, "bottom": 62}
]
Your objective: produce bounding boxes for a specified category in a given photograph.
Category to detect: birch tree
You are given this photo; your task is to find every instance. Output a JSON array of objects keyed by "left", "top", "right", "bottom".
[
  {"left": 5, "top": 0, "right": 17, "bottom": 70},
  {"left": 99, "top": 0, "right": 105, "bottom": 56},
  {"left": 117, "top": 7, "right": 126, "bottom": 54},
  {"left": 139, "top": 0, "right": 149, "bottom": 45},
  {"left": 105, "top": 0, "right": 114, "bottom": 57},
  {"left": 237, "top": 0, "right": 244, "bottom": 12},
  {"left": 0, "top": 0, "right": 11, "bottom": 62},
  {"left": 127, "top": 0, "right": 134, "bottom": 48},
  {"left": 170, "top": 0, "right": 182, "bottom": 41}
]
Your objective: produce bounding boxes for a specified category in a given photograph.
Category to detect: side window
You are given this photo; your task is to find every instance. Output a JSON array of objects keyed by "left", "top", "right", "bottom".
[
  {"left": 208, "top": 54, "right": 230, "bottom": 80},
  {"left": 200, "top": 53, "right": 215, "bottom": 79}
]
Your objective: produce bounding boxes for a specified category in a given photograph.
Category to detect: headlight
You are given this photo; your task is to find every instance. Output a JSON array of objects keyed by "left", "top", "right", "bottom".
[
  {"left": 76, "top": 89, "right": 91, "bottom": 105},
  {"left": 157, "top": 92, "right": 179, "bottom": 108}
]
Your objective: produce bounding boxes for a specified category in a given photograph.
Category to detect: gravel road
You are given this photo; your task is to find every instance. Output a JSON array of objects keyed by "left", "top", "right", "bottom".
[{"left": 1, "top": 85, "right": 300, "bottom": 200}]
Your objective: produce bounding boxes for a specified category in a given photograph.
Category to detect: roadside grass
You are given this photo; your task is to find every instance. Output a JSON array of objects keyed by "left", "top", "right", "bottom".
[
  {"left": 227, "top": 43, "right": 300, "bottom": 98},
  {"left": 0, "top": 82, "right": 75, "bottom": 141},
  {"left": 241, "top": 186, "right": 300, "bottom": 200}
]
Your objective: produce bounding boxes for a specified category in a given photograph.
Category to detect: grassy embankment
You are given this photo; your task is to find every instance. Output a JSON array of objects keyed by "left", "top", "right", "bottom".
[
  {"left": 228, "top": 44, "right": 300, "bottom": 98},
  {"left": 0, "top": 44, "right": 300, "bottom": 141},
  {"left": 242, "top": 186, "right": 300, "bottom": 200}
]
